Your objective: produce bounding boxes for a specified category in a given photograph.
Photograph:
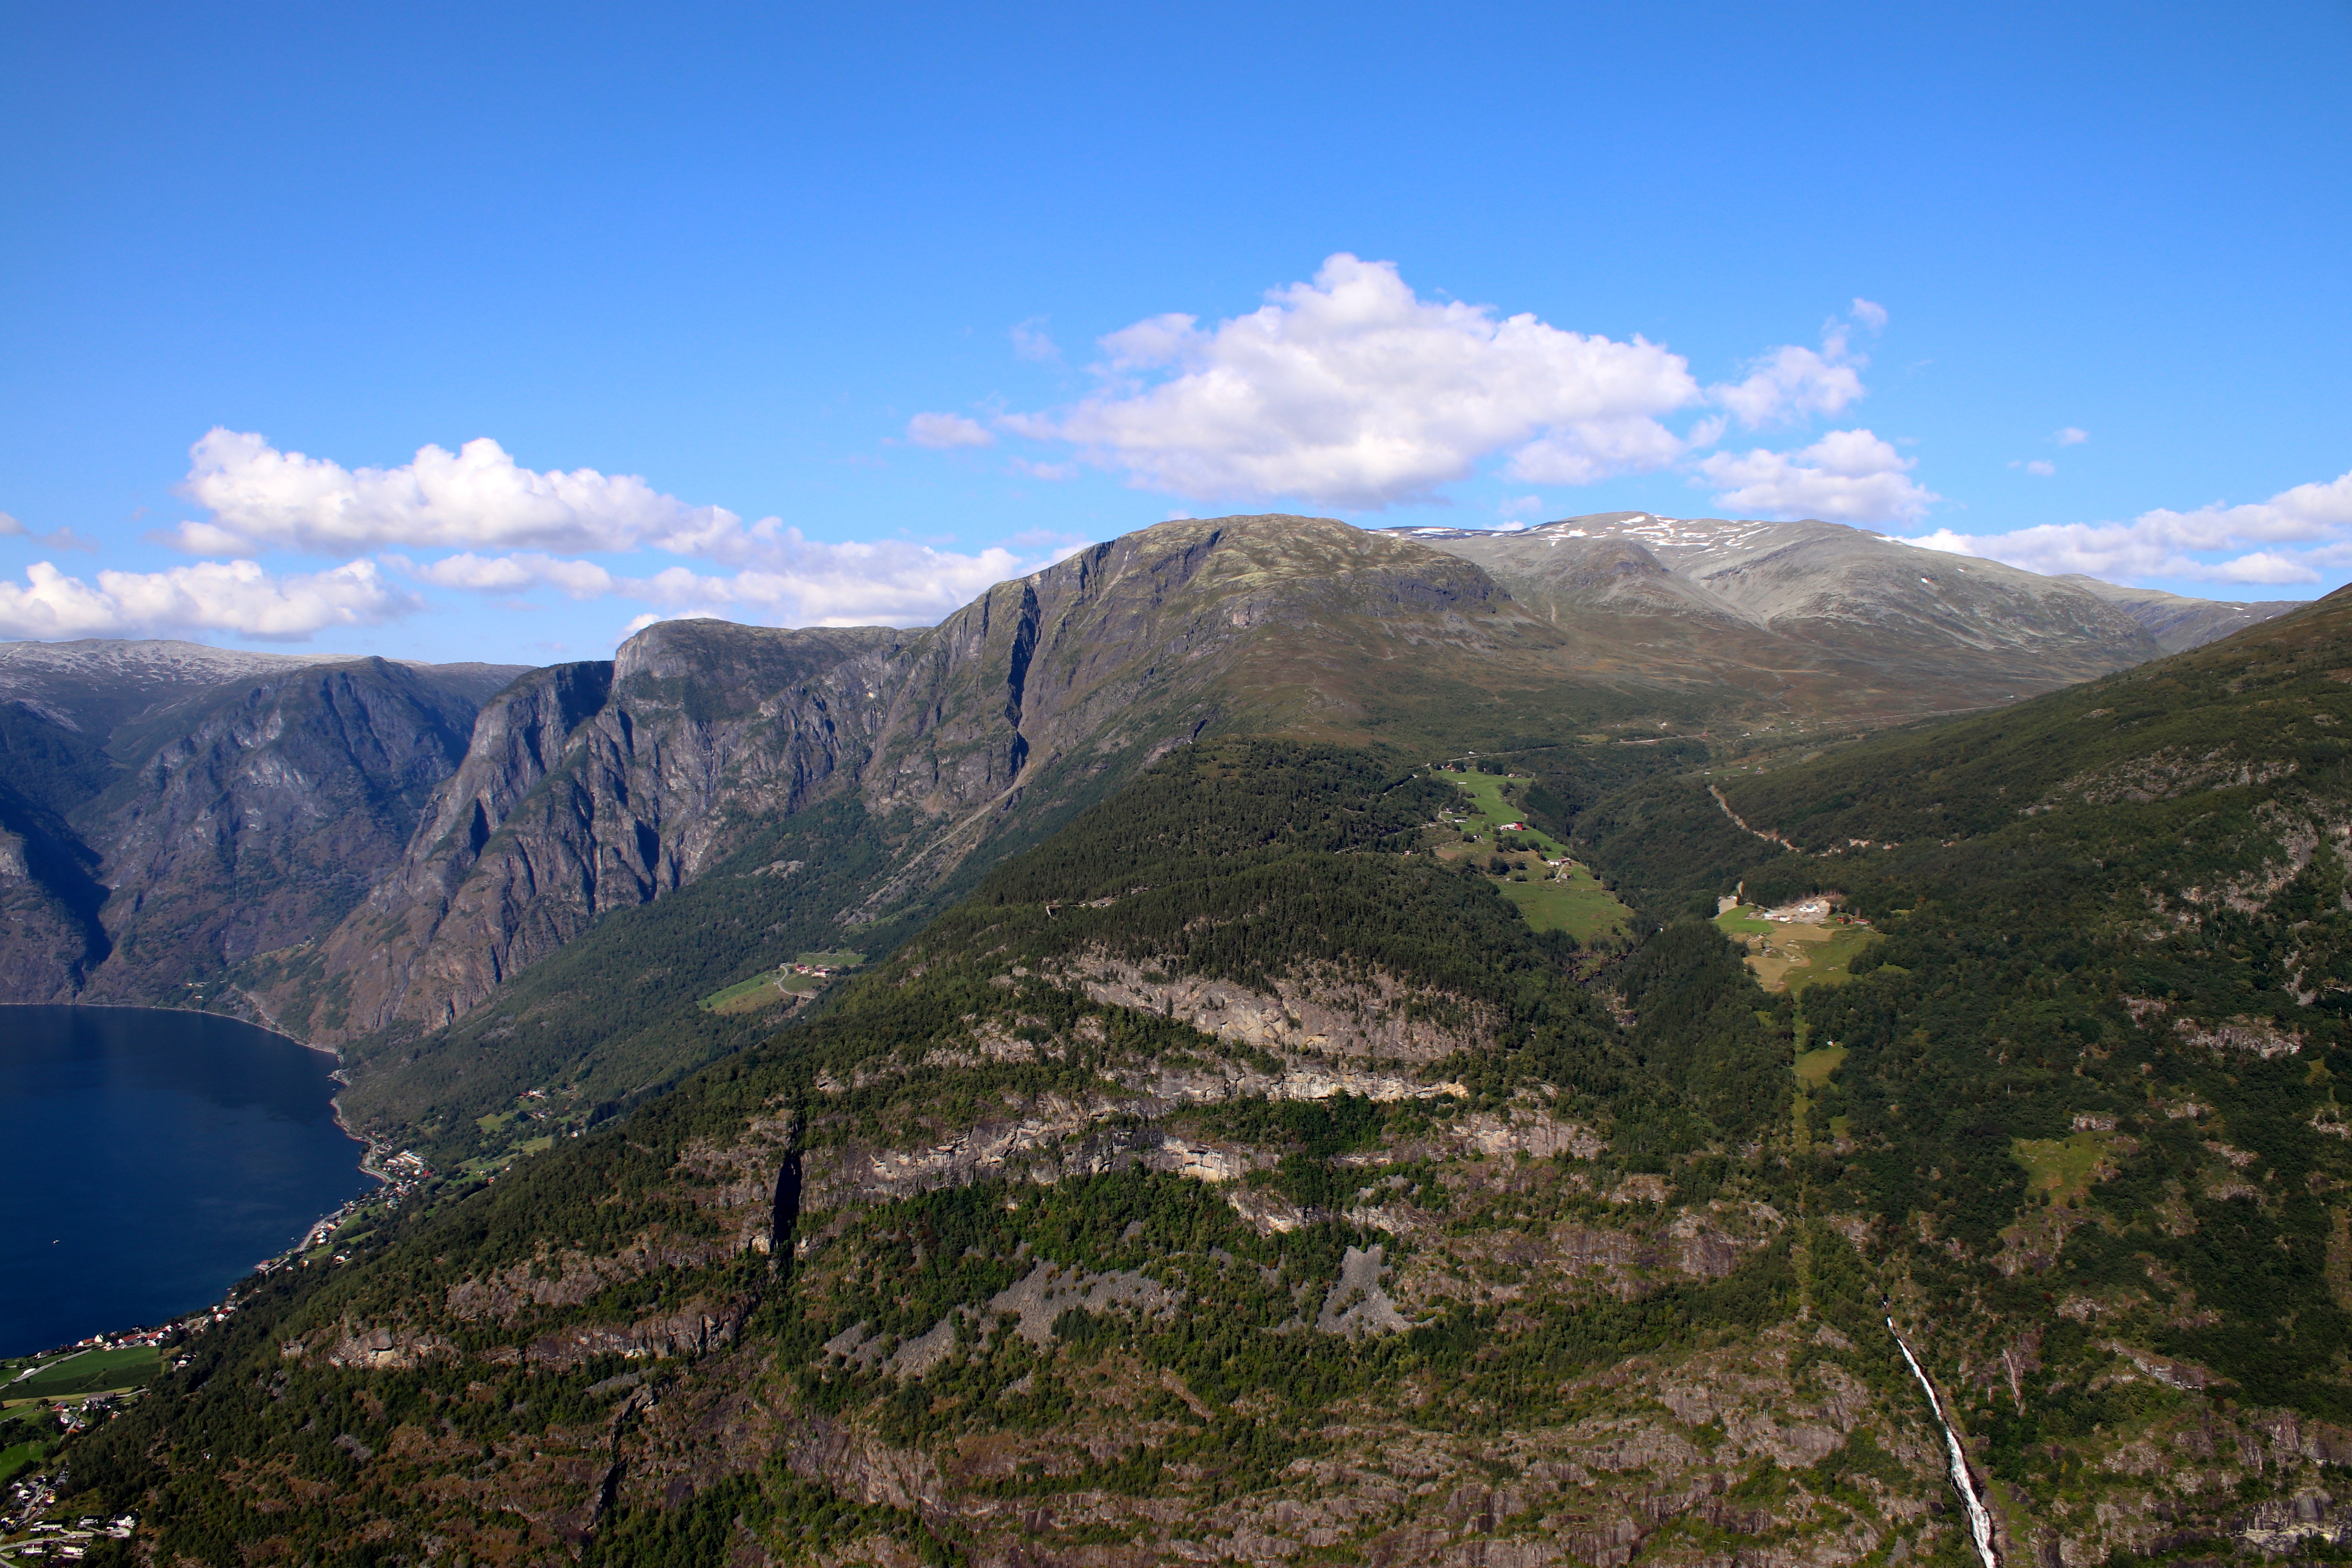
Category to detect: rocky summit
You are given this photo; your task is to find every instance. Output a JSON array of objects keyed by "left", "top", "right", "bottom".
[{"left": 7, "top": 514, "right": 2350, "bottom": 1568}]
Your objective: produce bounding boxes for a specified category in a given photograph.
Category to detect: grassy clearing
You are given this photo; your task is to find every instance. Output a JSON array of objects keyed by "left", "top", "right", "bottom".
[
  {"left": 1794, "top": 1044, "right": 1847, "bottom": 1089},
  {"left": 1496, "top": 864, "right": 1634, "bottom": 942},
  {"left": 1714, "top": 906, "right": 1878, "bottom": 994},
  {"left": 1430, "top": 770, "right": 1632, "bottom": 940},
  {"left": 1436, "top": 771, "right": 1570, "bottom": 855},
  {"left": 700, "top": 973, "right": 805, "bottom": 1014},
  {"left": 2013, "top": 1130, "right": 2112, "bottom": 1205},
  {"left": 0, "top": 1437, "right": 50, "bottom": 1488},
  {"left": 701, "top": 950, "right": 867, "bottom": 1014}
]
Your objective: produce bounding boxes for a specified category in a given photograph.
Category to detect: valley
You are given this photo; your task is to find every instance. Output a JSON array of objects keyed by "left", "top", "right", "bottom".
[{"left": 2, "top": 513, "right": 2347, "bottom": 1567}]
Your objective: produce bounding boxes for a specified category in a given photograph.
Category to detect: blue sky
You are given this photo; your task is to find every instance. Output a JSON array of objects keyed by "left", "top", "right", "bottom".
[{"left": 3, "top": 1, "right": 2348, "bottom": 663}]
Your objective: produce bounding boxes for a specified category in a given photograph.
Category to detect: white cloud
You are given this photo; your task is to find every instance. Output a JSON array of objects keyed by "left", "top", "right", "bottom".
[
  {"left": 162, "top": 428, "right": 1069, "bottom": 626},
  {"left": 1010, "top": 318, "right": 1061, "bottom": 364},
  {"left": 625, "top": 536, "right": 1037, "bottom": 627},
  {"left": 400, "top": 552, "right": 619, "bottom": 599},
  {"left": 1710, "top": 329, "right": 1866, "bottom": 428},
  {"left": 1511, "top": 416, "right": 1691, "bottom": 485},
  {"left": 0, "top": 558, "right": 418, "bottom": 641},
  {"left": 401, "top": 534, "right": 1050, "bottom": 628},
  {"left": 2016, "top": 459, "right": 2057, "bottom": 477},
  {"left": 905, "top": 412, "right": 995, "bottom": 450},
  {"left": 1695, "top": 428, "right": 1938, "bottom": 524},
  {"left": 1902, "top": 468, "right": 2352, "bottom": 585},
  {"left": 2208, "top": 552, "right": 2319, "bottom": 585},
  {"left": 170, "top": 429, "right": 749, "bottom": 556},
  {"left": 2054, "top": 426, "right": 2089, "bottom": 446},
  {"left": 999, "top": 254, "right": 1703, "bottom": 508},
  {"left": 1707, "top": 302, "right": 1884, "bottom": 428}
]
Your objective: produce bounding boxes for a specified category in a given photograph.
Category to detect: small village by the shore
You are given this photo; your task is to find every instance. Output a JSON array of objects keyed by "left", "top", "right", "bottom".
[{"left": 0, "top": 1125, "right": 447, "bottom": 1557}]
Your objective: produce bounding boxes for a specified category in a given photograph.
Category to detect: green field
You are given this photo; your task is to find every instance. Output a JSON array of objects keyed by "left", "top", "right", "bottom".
[
  {"left": 0, "top": 1436, "right": 50, "bottom": 1488},
  {"left": 1713, "top": 905, "right": 1877, "bottom": 994},
  {"left": 1495, "top": 863, "right": 1634, "bottom": 940},
  {"left": 1431, "top": 771, "right": 1631, "bottom": 939},
  {"left": 1436, "top": 771, "right": 1572, "bottom": 856},
  {"left": 2013, "top": 1129, "right": 2112, "bottom": 1205},
  {"left": 1, "top": 1345, "right": 158, "bottom": 1405},
  {"left": 699, "top": 971, "right": 812, "bottom": 1014},
  {"left": 1794, "top": 1043, "right": 1847, "bottom": 1089},
  {"left": 701, "top": 950, "right": 867, "bottom": 1014}
]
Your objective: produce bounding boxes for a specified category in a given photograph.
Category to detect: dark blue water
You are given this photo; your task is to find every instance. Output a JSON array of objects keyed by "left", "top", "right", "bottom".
[{"left": 0, "top": 1005, "right": 371, "bottom": 1356}]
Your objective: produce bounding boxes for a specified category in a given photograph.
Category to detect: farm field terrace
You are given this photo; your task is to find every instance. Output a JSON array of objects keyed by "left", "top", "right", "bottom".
[
  {"left": 0, "top": 1346, "right": 158, "bottom": 1408},
  {"left": 1426, "top": 767, "right": 1633, "bottom": 941},
  {"left": 1714, "top": 900, "right": 1878, "bottom": 993}
]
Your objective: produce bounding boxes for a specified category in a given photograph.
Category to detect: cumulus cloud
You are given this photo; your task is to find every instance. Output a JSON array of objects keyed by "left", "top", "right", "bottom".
[
  {"left": 1695, "top": 428, "right": 1938, "bottom": 524},
  {"left": 0, "top": 559, "right": 418, "bottom": 641},
  {"left": 169, "top": 429, "right": 744, "bottom": 556},
  {"left": 623, "top": 536, "right": 1037, "bottom": 627},
  {"left": 2014, "top": 459, "right": 2057, "bottom": 477},
  {"left": 397, "top": 534, "right": 1045, "bottom": 628},
  {"left": 142, "top": 428, "right": 1076, "bottom": 633},
  {"left": 1711, "top": 329, "right": 1866, "bottom": 428},
  {"left": 905, "top": 412, "right": 995, "bottom": 450},
  {"left": 999, "top": 254, "right": 1704, "bottom": 508},
  {"left": 1708, "top": 302, "right": 1885, "bottom": 428},
  {"left": 401, "top": 552, "right": 619, "bottom": 599},
  {"left": 2054, "top": 426, "right": 2089, "bottom": 446},
  {"left": 1905, "top": 468, "right": 2352, "bottom": 586}
]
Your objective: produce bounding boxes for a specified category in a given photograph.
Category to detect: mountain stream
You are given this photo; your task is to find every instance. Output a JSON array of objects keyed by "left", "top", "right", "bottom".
[{"left": 1889, "top": 1317, "right": 2000, "bottom": 1568}]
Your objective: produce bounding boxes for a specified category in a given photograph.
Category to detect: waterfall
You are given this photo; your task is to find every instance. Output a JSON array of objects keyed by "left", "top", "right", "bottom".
[{"left": 1889, "top": 1316, "right": 2000, "bottom": 1568}]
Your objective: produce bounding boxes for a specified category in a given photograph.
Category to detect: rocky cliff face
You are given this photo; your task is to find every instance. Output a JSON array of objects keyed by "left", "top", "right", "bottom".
[
  {"left": 291, "top": 628, "right": 906, "bottom": 1040},
  {"left": 273, "top": 515, "right": 1537, "bottom": 1045},
  {"left": 0, "top": 642, "right": 526, "bottom": 1005}
]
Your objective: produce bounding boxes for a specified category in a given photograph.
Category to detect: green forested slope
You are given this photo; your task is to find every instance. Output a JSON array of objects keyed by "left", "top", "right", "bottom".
[{"left": 40, "top": 632, "right": 2352, "bottom": 1568}]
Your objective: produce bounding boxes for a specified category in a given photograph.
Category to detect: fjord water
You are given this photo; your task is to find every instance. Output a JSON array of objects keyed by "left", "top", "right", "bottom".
[{"left": 0, "top": 1006, "right": 370, "bottom": 1356}]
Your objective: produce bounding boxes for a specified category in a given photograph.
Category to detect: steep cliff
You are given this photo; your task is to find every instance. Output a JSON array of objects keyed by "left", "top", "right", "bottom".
[
  {"left": 0, "top": 642, "right": 526, "bottom": 1005},
  {"left": 277, "top": 628, "right": 905, "bottom": 1041},
  {"left": 277, "top": 515, "right": 1543, "bottom": 1053}
]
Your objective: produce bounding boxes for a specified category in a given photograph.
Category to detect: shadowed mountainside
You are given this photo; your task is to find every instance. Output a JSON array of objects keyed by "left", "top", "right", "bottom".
[{"left": 0, "top": 642, "right": 525, "bottom": 1004}]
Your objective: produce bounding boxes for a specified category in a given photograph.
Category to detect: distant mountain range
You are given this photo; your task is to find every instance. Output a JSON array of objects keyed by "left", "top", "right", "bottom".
[{"left": 1387, "top": 511, "right": 2299, "bottom": 713}]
